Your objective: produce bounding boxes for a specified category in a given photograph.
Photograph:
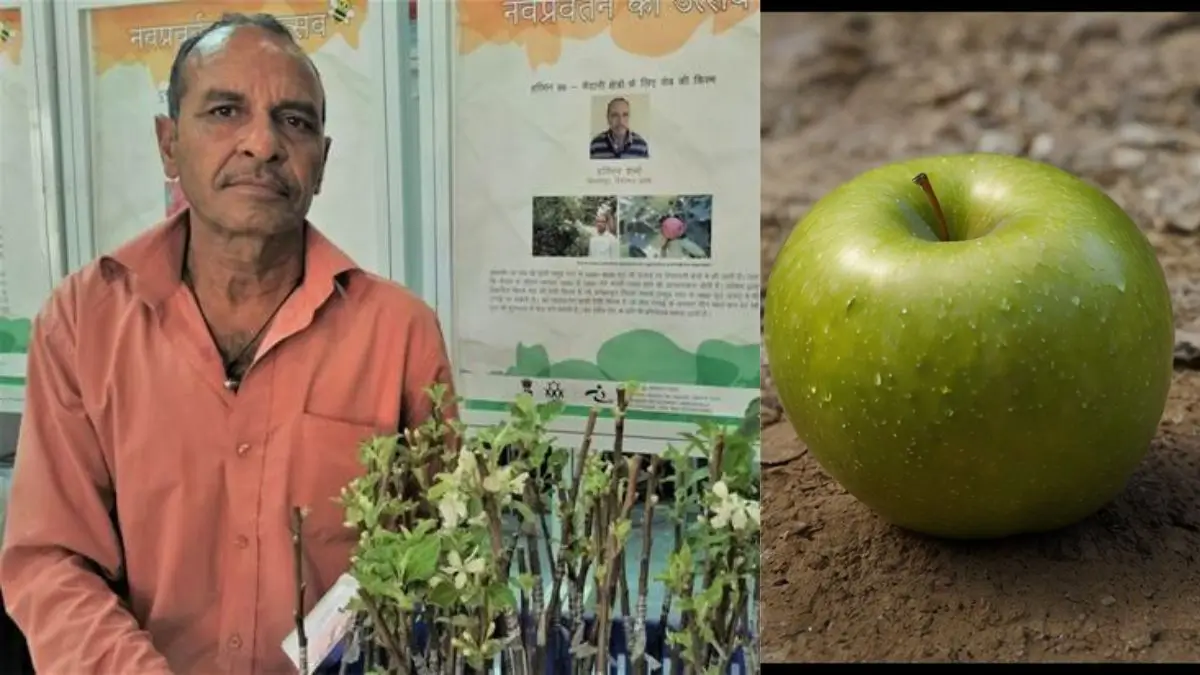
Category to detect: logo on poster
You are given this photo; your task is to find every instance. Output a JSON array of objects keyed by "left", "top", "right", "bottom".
[
  {"left": 543, "top": 381, "right": 565, "bottom": 401},
  {"left": 585, "top": 385, "right": 612, "bottom": 404},
  {"left": 329, "top": 0, "right": 356, "bottom": 24}
]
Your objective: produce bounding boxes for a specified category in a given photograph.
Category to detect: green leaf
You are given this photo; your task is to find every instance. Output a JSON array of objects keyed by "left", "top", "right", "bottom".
[
  {"left": 426, "top": 480, "right": 452, "bottom": 502},
  {"left": 511, "top": 500, "right": 538, "bottom": 524},
  {"left": 737, "top": 398, "right": 762, "bottom": 442},
  {"left": 614, "top": 518, "right": 632, "bottom": 545},
  {"left": 485, "top": 582, "right": 517, "bottom": 611},
  {"left": 404, "top": 535, "right": 442, "bottom": 583},
  {"left": 428, "top": 581, "right": 459, "bottom": 608},
  {"left": 538, "top": 399, "right": 565, "bottom": 420}
]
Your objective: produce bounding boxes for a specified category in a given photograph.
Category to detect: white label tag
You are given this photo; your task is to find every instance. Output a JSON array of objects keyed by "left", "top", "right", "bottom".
[{"left": 280, "top": 573, "right": 361, "bottom": 675}]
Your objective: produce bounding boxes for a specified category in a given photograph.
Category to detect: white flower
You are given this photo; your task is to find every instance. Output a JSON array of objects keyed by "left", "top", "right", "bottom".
[
  {"left": 445, "top": 549, "right": 486, "bottom": 590},
  {"left": 454, "top": 451, "right": 480, "bottom": 488},
  {"left": 746, "top": 499, "right": 761, "bottom": 530},
  {"left": 438, "top": 490, "right": 468, "bottom": 530},
  {"left": 708, "top": 480, "right": 759, "bottom": 532},
  {"left": 482, "top": 466, "right": 530, "bottom": 496},
  {"left": 709, "top": 481, "right": 735, "bottom": 529}
]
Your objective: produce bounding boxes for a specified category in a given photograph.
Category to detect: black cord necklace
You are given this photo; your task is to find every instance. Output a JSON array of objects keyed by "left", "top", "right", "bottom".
[{"left": 182, "top": 239, "right": 303, "bottom": 393}]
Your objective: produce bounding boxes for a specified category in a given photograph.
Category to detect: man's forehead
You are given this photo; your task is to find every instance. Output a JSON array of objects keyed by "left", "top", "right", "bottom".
[
  {"left": 182, "top": 25, "right": 322, "bottom": 102},
  {"left": 192, "top": 24, "right": 285, "bottom": 61}
]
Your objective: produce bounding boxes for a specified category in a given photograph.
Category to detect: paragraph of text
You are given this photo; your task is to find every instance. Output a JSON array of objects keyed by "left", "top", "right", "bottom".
[{"left": 488, "top": 268, "right": 758, "bottom": 318}]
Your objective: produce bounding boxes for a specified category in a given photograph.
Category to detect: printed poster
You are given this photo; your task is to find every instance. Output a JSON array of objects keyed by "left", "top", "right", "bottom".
[
  {"left": 86, "top": 0, "right": 387, "bottom": 273},
  {"left": 452, "top": 0, "right": 761, "bottom": 453},
  {"left": 0, "top": 7, "right": 47, "bottom": 410}
]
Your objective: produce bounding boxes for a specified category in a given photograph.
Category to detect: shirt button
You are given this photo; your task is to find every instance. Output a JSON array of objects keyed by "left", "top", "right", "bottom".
[
  {"left": 235, "top": 535, "right": 249, "bottom": 549},
  {"left": 236, "top": 443, "right": 251, "bottom": 456},
  {"left": 228, "top": 633, "right": 242, "bottom": 650}
]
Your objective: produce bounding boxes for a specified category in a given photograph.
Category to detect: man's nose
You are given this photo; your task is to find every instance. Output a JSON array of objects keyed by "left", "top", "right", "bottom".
[{"left": 237, "top": 115, "right": 286, "bottom": 162}]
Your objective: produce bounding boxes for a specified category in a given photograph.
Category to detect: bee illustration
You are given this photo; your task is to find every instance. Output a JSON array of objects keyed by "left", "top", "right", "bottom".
[
  {"left": 0, "top": 22, "right": 14, "bottom": 45},
  {"left": 329, "top": 0, "right": 355, "bottom": 24}
]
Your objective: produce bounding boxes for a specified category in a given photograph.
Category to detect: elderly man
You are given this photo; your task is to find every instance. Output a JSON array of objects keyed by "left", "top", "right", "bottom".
[{"left": 0, "top": 13, "right": 455, "bottom": 674}]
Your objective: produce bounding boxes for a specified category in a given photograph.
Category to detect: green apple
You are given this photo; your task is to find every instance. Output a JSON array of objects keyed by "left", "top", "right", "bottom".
[{"left": 764, "top": 153, "right": 1174, "bottom": 539}]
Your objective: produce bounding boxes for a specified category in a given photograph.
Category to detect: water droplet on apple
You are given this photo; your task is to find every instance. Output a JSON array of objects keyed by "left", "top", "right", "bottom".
[
  {"left": 874, "top": 372, "right": 882, "bottom": 386},
  {"left": 1071, "top": 296, "right": 1081, "bottom": 306},
  {"left": 1035, "top": 305, "right": 1043, "bottom": 313},
  {"left": 1117, "top": 281, "right": 1126, "bottom": 293},
  {"left": 1000, "top": 298, "right": 1012, "bottom": 311},
  {"left": 940, "top": 385, "right": 951, "bottom": 394},
  {"left": 809, "top": 386, "right": 817, "bottom": 395},
  {"left": 846, "top": 297, "right": 857, "bottom": 312},
  {"left": 900, "top": 307, "right": 908, "bottom": 315},
  {"left": 1015, "top": 278, "right": 1024, "bottom": 285}
]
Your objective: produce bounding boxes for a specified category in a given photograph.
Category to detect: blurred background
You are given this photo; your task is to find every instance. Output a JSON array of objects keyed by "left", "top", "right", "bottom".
[{"left": 760, "top": 12, "right": 1200, "bottom": 663}]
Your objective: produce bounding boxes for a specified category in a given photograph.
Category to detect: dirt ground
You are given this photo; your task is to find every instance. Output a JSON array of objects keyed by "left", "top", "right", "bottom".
[{"left": 760, "top": 13, "right": 1200, "bottom": 663}]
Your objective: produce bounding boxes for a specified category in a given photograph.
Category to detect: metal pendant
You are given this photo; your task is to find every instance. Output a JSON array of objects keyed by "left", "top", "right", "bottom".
[{"left": 224, "top": 378, "right": 240, "bottom": 392}]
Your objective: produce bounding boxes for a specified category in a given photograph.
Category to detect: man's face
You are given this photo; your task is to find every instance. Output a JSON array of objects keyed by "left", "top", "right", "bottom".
[
  {"left": 155, "top": 26, "right": 331, "bottom": 236},
  {"left": 606, "top": 100, "right": 630, "bottom": 135}
]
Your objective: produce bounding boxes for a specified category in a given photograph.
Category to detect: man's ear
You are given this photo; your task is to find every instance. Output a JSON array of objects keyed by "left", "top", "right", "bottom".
[
  {"left": 315, "top": 136, "right": 332, "bottom": 195},
  {"left": 154, "top": 115, "right": 180, "bottom": 180}
]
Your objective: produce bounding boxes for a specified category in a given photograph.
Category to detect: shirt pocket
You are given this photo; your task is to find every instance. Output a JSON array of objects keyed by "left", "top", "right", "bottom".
[{"left": 290, "top": 412, "right": 378, "bottom": 544}]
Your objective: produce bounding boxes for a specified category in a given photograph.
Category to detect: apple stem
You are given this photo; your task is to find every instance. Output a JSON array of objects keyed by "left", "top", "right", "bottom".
[{"left": 912, "top": 173, "right": 950, "bottom": 242}]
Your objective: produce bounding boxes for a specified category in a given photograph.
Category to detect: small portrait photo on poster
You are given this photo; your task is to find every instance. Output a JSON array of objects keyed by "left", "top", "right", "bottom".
[
  {"left": 531, "top": 195, "right": 620, "bottom": 259},
  {"left": 618, "top": 194, "right": 713, "bottom": 260},
  {"left": 589, "top": 93, "right": 650, "bottom": 161}
]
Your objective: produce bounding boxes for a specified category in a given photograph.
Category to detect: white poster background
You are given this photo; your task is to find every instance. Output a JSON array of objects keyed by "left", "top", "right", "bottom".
[{"left": 0, "top": 6, "right": 53, "bottom": 320}]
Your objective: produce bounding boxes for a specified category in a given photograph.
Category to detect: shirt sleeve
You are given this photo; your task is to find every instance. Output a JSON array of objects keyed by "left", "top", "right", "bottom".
[
  {"left": 401, "top": 308, "right": 459, "bottom": 433},
  {"left": 0, "top": 305, "right": 174, "bottom": 674}
]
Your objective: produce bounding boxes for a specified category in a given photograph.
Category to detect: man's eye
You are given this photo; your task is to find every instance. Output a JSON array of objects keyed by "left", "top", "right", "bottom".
[
  {"left": 284, "top": 115, "right": 313, "bottom": 130},
  {"left": 210, "top": 106, "right": 236, "bottom": 117}
]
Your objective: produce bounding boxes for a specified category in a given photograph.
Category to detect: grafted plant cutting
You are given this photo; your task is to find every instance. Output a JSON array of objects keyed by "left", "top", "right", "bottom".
[{"left": 289, "top": 383, "right": 760, "bottom": 675}]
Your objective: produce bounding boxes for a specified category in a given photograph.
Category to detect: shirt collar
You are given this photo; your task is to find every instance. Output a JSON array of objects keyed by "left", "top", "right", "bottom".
[{"left": 100, "top": 208, "right": 360, "bottom": 309}]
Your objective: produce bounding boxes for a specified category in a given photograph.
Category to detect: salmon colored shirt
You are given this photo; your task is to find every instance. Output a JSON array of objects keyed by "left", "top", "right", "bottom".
[{"left": 0, "top": 214, "right": 457, "bottom": 674}]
